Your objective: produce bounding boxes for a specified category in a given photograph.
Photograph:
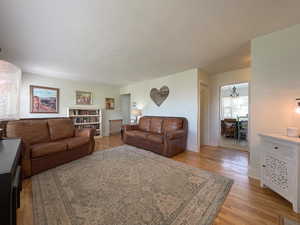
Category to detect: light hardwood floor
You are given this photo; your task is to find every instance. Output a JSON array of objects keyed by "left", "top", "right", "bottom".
[{"left": 17, "top": 135, "right": 300, "bottom": 225}]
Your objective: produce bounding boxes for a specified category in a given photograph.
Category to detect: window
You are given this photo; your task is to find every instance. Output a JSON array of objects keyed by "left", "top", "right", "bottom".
[{"left": 0, "top": 61, "right": 21, "bottom": 120}]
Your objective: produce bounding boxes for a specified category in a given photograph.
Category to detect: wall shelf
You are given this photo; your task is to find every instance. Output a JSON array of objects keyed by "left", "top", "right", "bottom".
[
  {"left": 68, "top": 107, "right": 102, "bottom": 137},
  {"left": 74, "top": 122, "right": 100, "bottom": 125},
  {"left": 70, "top": 115, "right": 100, "bottom": 117}
]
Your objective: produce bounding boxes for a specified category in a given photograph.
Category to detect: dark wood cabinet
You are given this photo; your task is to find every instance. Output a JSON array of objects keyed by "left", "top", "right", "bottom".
[{"left": 0, "top": 139, "right": 22, "bottom": 225}]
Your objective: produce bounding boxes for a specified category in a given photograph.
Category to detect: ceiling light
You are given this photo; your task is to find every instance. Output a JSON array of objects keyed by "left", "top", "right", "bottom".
[{"left": 230, "top": 86, "right": 239, "bottom": 98}]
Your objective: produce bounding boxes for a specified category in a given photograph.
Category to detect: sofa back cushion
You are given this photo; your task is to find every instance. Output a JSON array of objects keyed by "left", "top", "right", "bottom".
[
  {"left": 150, "top": 118, "right": 163, "bottom": 134},
  {"left": 163, "top": 118, "right": 183, "bottom": 132},
  {"left": 138, "top": 117, "right": 151, "bottom": 132},
  {"left": 48, "top": 119, "right": 74, "bottom": 141},
  {"left": 6, "top": 120, "right": 50, "bottom": 145}
]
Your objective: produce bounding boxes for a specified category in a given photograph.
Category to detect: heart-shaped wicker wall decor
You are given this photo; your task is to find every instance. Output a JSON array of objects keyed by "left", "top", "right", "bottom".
[{"left": 150, "top": 86, "right": 169, "bottom": 107}]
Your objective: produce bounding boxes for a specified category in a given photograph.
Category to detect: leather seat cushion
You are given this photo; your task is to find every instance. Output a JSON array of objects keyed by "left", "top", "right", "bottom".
[
  {"left": 48, "top": 119, "right": 74, "bottom": 141},
  {"left": 31, "top": 141, "right": 67, "bottom": 158},
  {"left": 125, "top": 130, "right": 149, "bottom": 139},
  {"left": 147, "top": 134, "right": 164, "bottom": 144},
  {"left": 6, "top": 120, "right": 50, "bottom": 145},
  {"left": 138, "top": 117, "right": 151, "bottom": 132},
  {"left": 163, "top": 119, "right": 183, "bottom": 132},
  {"left": 150, "top": 118, "right": 163, "bottom": 134},
  {"left": 63, "top": 137, "right": 90, "bottom": 149}
]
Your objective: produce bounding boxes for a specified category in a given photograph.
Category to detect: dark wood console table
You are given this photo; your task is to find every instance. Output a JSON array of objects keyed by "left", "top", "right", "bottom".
[{"left": 0, "top": 139, "right": 22, "bottom": 225}]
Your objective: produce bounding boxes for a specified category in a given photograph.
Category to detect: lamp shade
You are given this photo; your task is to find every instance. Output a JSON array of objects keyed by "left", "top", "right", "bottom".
[
  {"left": 0, "top": 60, "right": 21, "bottom": 120},
  {"left": 131, "top": 109, "right": 142, "bottom": 116}
]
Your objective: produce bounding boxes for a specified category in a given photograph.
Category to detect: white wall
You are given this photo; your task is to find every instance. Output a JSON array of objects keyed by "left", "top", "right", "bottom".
[
  {"left": 21, "top": 73, "right": 121, "bottom": 136},
  {"left": 120, "top": 69, "right": 199, "bottom": 151},
  {"left": 209, "top": 68, "right": 251, "bottom": 146},
  {"left": 250, "top": 24, "right": 300, "bottom": 179}
]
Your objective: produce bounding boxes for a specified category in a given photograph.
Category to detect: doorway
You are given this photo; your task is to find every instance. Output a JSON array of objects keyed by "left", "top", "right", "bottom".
[
  {"left": 120, "top": 94, "right": 131, "bottom": 124},
  {"left": 219, "top": 82, "right": 249, "bottom": 151},
  {"left": 199, "top": 83, "right": 209, "bottom": 147}
]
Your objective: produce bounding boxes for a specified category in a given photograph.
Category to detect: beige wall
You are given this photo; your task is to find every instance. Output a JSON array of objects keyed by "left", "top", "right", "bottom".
[
  {"left": 198, "top": 69, "right": 210, "bottom": 85},
  {"left": 21, "top": 73, "right": 122, "bottom": 136},
  {"left": 250, "top": 24, "right": 300, "bottom": 178},
  {"left": 120, "top": 69, "right": 199, "bottom": 151},
  {"left": 208, "top": 68, "right": 251, "bottom": 146}
]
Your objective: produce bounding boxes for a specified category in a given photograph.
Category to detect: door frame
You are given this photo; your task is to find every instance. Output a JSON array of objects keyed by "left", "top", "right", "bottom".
[
  {"left": 217, "top": 81, "right": 251, "bottom": 151},
  {"left": 198, "top": 80, "right": 210, "bottom": 149},
  {"left": 119, "top": 93, "right": 131, "bottom": 124}
]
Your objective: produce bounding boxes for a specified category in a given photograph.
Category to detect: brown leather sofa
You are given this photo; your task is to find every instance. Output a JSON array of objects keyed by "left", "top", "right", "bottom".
[
  {"left": 6, "top": 118, "right": 95, "bottom": 178},
  {"left": 122, "top": 116, "right": 188, "bottom": 157}
]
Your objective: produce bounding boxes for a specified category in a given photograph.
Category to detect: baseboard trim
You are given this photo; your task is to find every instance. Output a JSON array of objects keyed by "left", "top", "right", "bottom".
[
  {"left": 248, "top": 166, "right": 260, "bottom": 180},
  {"left": 187, "top": 144, "right": 199, "bottom": 152}
]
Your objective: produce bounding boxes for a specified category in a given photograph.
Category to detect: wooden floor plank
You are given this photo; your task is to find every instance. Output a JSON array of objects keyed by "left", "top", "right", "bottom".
[{"left": 17, "top": 135, "right": 300, "bottom": 225}]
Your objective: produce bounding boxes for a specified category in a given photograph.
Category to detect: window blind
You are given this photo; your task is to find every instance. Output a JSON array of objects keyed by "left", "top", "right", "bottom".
[{"left": 0, "top": 60, "right": 21, "bottom": 120}]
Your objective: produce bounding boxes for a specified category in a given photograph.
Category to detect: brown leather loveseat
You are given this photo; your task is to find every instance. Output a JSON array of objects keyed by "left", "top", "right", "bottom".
[
  {"left": 6, "top": 118, "right": 95, "bottom": 178},
  {"left": 122, "top": 116, "right": 188, "bottom": 157}
]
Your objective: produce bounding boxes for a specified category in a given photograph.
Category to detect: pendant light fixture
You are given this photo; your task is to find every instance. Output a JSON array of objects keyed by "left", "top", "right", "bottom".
[{"left": 230, "top": 86, "right": 239, "bottom": 98}]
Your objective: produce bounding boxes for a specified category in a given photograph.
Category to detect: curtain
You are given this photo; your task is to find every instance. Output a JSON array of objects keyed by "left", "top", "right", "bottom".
[{"left": 0, "top": 60, "right": 21, "bottom": 120}]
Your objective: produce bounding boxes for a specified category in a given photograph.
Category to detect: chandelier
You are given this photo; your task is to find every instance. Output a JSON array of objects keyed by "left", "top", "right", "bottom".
[{"left": 230, "top": 86, "right": 239, "bottom": 98}]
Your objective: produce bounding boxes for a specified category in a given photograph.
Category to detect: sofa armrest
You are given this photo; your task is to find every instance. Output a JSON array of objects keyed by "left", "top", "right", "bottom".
[
  {"left": 75, "top": 128, "right": 96, "bottom": 138},
  {"left": 122, "top": 124, "right": 139, "bottom": 132},
  {"left": 165, "top": 129, "right": 186, "bottom": 140},
  {"left": 21, "top": 140, "right": 32, "bottom": 178},
  {"left": 75, "top": 128, "right": 96, "bottom": 154}
]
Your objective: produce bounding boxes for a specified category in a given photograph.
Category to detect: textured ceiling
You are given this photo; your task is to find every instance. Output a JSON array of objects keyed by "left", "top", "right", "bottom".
[
  {"left": 0, "top": 0, "right": 300, "bottom": 85},
  {"left": 203, "top": 42, "right": 251, "bottom": 75}
]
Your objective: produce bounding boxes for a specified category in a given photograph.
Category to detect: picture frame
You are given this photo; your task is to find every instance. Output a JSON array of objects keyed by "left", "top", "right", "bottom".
[
  {"left": 105, "top": 98, "right": 115, "bottom": 110},
  {"left": 76, "top": 91, "right": 92, "bottom": 105},
  {"left": 30, "top": 85, "right": 59, "bottom": 113}
]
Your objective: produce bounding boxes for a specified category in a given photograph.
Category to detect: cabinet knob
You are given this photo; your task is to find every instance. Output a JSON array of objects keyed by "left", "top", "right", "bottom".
[
  {"left": 274, "top": 146, "right": 278, "bottom": 150},
  {"left": 262, "top": 165, "right": 266, "bottom": 168}
]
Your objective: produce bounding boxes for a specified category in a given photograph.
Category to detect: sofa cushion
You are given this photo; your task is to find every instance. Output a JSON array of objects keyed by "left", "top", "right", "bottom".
[
  {"left": 163, "top": 118, "right": 183, "bottom": 132},
  {"left": 150, "top": 118, "right": 163, "bottom": 134},
  {"left": 6, "top": 120, "right": 50, "bottom": 145},
  {"left": 125, "top": 130, "right": 149, "bottom": 139},
  {"left": 138, "top": 117, "right": 151, "bottom": 132},
  {"left": 147, "top": 134, "right": 164, "bottom": 144},
  {"left": 31, "top": 141, "right": 67, "bottom": 158},
  {"left": 48, "top": 119, "right": 74, "bottom": 141},
  {"left": 63, "top": 136, "right": 90, "bottom": 150}
]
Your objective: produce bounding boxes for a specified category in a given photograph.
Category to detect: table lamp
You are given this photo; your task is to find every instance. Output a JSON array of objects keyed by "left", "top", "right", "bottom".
[{"left": 131, "top": 109, "right": 142, "bottom": 123}]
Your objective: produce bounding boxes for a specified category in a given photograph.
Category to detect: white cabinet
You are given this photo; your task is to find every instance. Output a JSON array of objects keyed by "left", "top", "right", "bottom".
[{"left": 260, "top": 134, "right": 300, "bottom": 213}]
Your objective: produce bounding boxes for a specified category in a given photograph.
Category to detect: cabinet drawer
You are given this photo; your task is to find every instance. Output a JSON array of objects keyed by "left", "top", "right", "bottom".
[{"left": 264, "top": 141, "right": 295, "bottom": 159}]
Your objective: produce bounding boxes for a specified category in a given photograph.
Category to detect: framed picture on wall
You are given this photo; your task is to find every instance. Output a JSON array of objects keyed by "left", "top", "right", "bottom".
[
  {"left": 30, "top": 85, "right": 59, "bottom": 113},
  {"left": 76, "top": 91, "right": 92, "bottom": 105},
  {"left": 105, "top": 98, "right": 115, "bottom": 110}
]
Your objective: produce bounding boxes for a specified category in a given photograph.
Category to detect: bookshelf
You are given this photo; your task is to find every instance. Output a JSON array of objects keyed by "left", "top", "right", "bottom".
[{"left": 67, "top": 107, "right": 102, "bottom": 137}]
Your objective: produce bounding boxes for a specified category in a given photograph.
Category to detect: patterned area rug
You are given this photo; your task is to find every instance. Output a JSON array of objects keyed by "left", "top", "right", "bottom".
[{"left": 32, "top": 145, "right": 233, "bottom": 225}]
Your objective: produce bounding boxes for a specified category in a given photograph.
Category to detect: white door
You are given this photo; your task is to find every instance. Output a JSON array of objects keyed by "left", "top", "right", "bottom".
[
  {"left": 120, "top": 94, "right": 131, "bottom": 124},
  {"left": 200, "top": 83, "right": 209, "bottom": 146}
]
